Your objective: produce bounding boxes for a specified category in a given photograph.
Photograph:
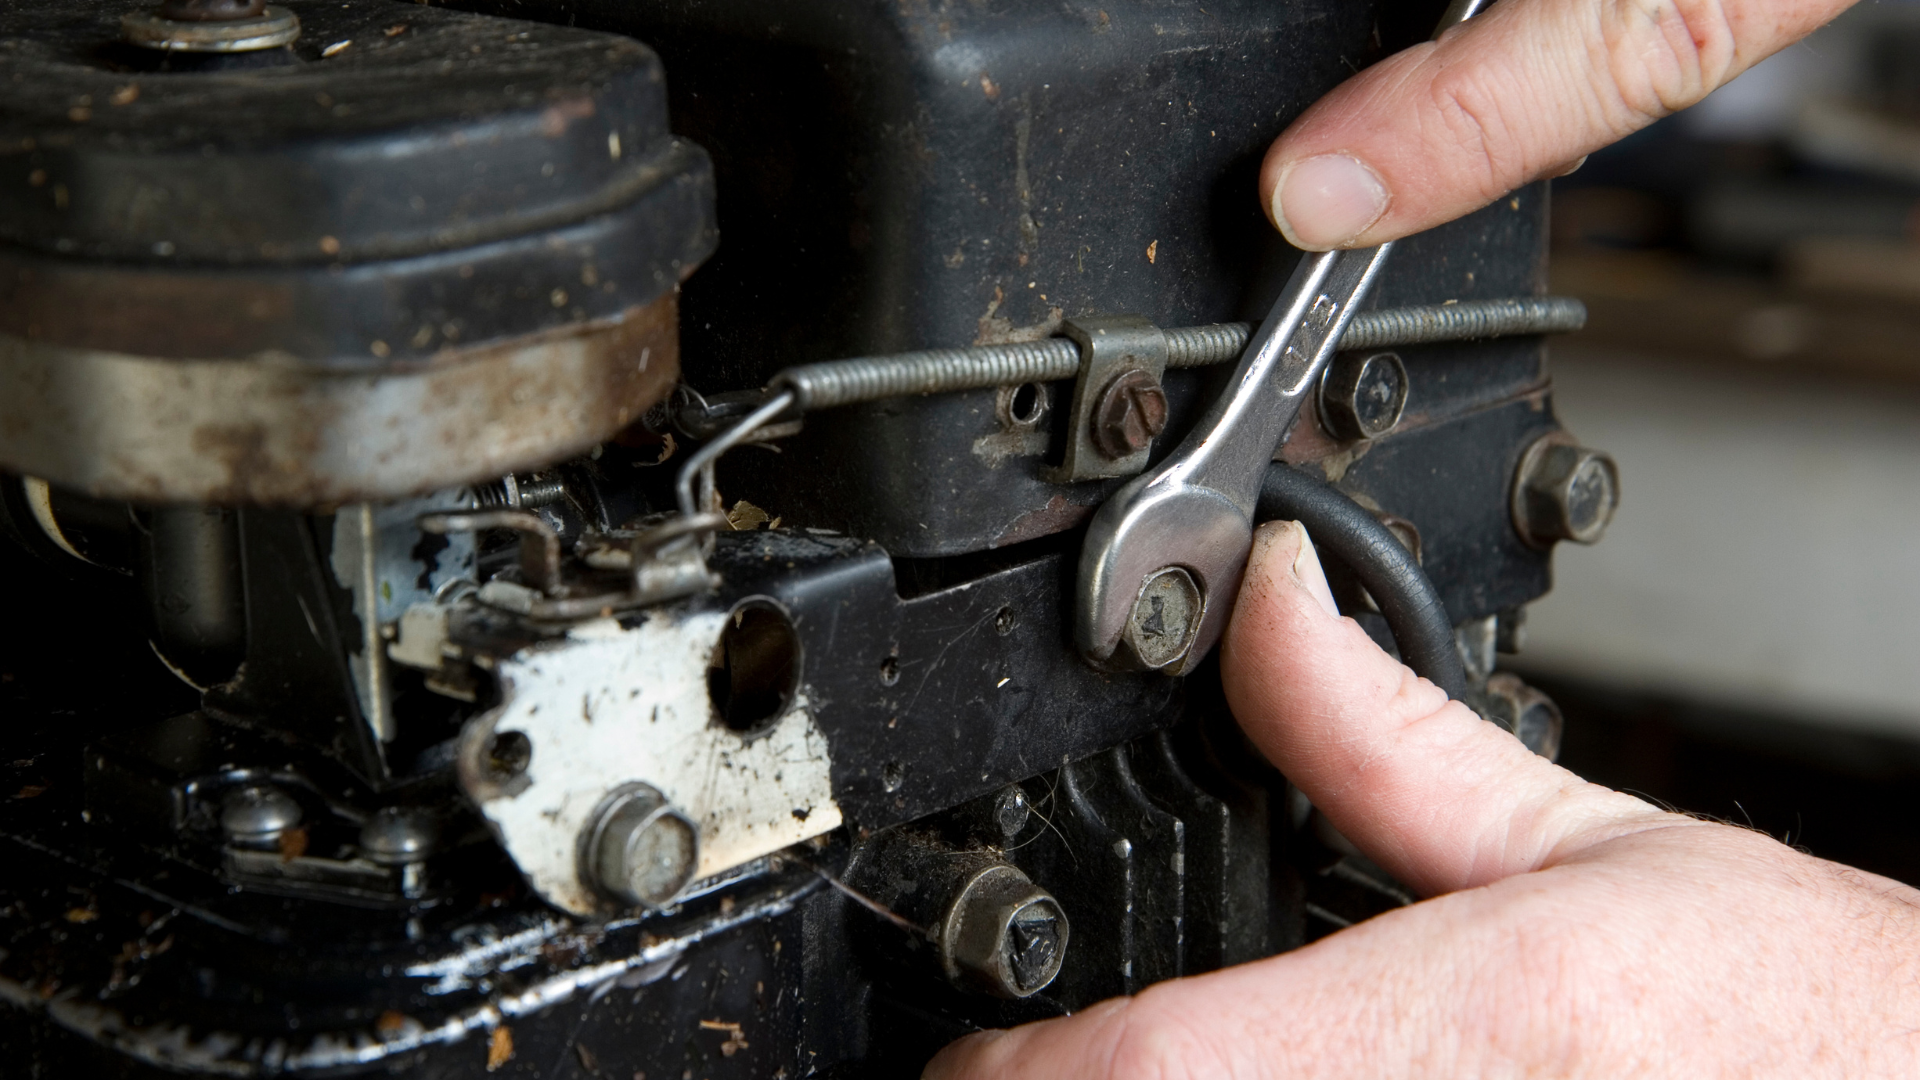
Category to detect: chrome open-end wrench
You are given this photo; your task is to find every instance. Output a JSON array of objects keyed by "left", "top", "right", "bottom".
[
  {"left": 1074, "top": 0, "right": 1492, "bottom": 675},
  {"left": 1073, "top": 245, "right": 1394, "bottom": 673}
]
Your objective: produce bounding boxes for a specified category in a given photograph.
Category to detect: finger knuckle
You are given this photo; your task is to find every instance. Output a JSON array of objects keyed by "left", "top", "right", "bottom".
[
  {"left": 1424, "top": 68, "right": 1532, "bottom": 202},
  {"left": 1098, "top": 992, "right": 1231, "bottom": 1080},
  {"left": 1599, "top": 0, "right": 1739, "bottom": 119}
]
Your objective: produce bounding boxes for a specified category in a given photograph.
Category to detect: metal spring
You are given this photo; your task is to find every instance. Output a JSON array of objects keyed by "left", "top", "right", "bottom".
[
  {"left": 774, "top": 339, "right": 1080, "bottom": 411},
  {"left": 471, "top": 473, "right": 569, "bottom": 510},
  {"left": 774, "top": 296, "right": 1585, "bottom": 411}
]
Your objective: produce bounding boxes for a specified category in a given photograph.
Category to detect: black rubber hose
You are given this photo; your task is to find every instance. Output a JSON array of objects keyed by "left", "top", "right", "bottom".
[{"left": 1255, "top": 464, "right": 1469, "bottom": 700}]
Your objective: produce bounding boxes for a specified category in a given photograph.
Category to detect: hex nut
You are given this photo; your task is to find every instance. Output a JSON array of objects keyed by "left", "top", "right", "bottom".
[
  {"left": 1119, "top": 566, "right": 1204, "bottom": 671},
  {"left": 1510, "top": 433, "right": 1619, "bottom": 548},
  {"left": 1478, "top": 673, "right": 1564, "bottom": 761},
  {"left": 938, "top": 864, "right": 1069, "bottom": 998},
  {"left": 1090, "top": 368, "right": 1169, "bottom": 460},
  {"left": 220, "top": 786, "right": 302, "bottom": 851},
  {"left": 1319, "top": 351, "right": 1409, "bottom": 441},
  {"left": 583, "top": 783, "right": 700, "bottom": 909}
]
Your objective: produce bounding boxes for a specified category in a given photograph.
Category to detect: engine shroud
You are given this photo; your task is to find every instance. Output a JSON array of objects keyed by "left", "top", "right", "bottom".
[{"left": 0, "top": 0, "right": 715, "bottom": 504}]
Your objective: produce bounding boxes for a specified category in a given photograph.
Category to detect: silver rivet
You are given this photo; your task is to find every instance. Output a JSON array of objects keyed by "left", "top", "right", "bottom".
[{"left": 220, "top": 786, "right": 301, "bottom": 851}]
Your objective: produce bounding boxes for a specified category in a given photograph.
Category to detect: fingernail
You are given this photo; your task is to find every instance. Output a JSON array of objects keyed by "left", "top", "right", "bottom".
[
  {"left": 1548, "top": 154, "right": 1588, "bottom": 179},
  {"left": 1271, "top": 153, "right": 1389, "bottom": 250},
  {"left": 1286, "top": 523, "right": 1342, "bottom": 617}
]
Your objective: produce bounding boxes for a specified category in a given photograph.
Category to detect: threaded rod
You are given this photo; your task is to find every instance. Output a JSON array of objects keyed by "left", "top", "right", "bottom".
[{"left": 773, "top": 296, "right": 1584, "bottom": 411}]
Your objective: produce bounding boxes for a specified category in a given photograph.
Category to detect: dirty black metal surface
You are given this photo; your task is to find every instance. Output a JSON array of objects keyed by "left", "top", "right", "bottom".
[
  {"left": 0, "top": 552, "right": 1322, "bottom": 1078},
  {"left": 1, "top": 0, "right": 1573, "bottom": 1075},
  {"left": 446, "top": 0, "right": 1551, "bottom": 556},
  {"left": 707, "top": 530, "right": 1184, "bottom": 830},
  {"left": 720, "top": 188, "right": 1555, "bottom": 557}
]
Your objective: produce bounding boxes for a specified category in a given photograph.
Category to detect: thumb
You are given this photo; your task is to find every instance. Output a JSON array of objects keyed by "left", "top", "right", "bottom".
[
  {"left": 1261, "top": 0, "right": 1856, "bottom": 249},
  {"left": 1220, "top": 521, "right": 1694, "bottom": 896}
]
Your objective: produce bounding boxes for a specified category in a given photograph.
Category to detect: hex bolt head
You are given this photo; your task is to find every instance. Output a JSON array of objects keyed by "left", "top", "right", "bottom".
[
  {"left": 359, "top": 808, "right": 441, "bottom": 866},
  {"left": 1120, "top": 566, "right": 1204, "bottom": 671},
  {"left": 1319, "top": 351, "right": 1409, "bottom": 441},
  {"left": 220, "top": 786, "right": 302, "bottom": 851},
  {"left": 583, "top": 783, "right": 699, "bottom": 910},
  {"left": 938, "top": 864, "right": 1069, "bottom": 998},
  {"left": 1091, "top": 367, "right": 1170, "bottom": 460},
  {"left": 1477, "top": 673, "right": 1564, "bottom": 761},
  {"left": 1511, "top": 434, "right": 1620, "bottom": 547}
]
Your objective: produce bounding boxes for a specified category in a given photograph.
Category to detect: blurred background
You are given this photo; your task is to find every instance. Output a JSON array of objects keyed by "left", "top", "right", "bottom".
[{"left": 1525, "top": 0, "right": 1920, "bottom": 885}]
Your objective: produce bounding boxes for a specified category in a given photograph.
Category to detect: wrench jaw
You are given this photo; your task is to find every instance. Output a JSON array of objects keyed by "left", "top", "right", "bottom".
[
  {"left": 1073, "top": 246, "right": 1393, "bottom": 678},
  {"left": 1075, "top": 479, "right": 1251, "bottom": 675}
]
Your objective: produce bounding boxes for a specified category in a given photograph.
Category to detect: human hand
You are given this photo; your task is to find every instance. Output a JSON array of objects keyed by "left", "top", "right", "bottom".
[
  {"left": 924, "top": 520, "right": 1920, "bottom": 1078},
  {"left": 1262, "top": 0, "right": 1859, "bottom": 250}
]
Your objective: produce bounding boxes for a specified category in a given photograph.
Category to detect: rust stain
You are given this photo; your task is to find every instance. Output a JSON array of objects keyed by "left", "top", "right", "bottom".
[
  {"left": 6, "top": 293, "right": 682, "bottom": 507},
  {"left": 277, "top": 826, "right": 310, "bottom": 862},
  {"left": 973, "top": 285, "right": 1064, "bottom": 345},
  {"left": 486, "top": 1026, "right": 514, "bottom": 1071}
]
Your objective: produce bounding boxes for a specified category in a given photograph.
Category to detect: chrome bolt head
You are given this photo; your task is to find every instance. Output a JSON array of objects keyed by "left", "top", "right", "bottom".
[
  {"left": 939, "top": 865, "right": 1069, "bottom": 999},
  {"left": 1120, "top": 566, "right": 1204, "bottom": 671},
  {"left": 1511, "top": 434, "right": 1620, "bottom": 548},
  {"left": 583, "top": 783, "right": 699, "bottom": 910},
  {"left": 359, "top": 808, "right": 441, "bottom": 866},
  {"left": 220, "top": 786, "right": 302, "bottom": 851}
]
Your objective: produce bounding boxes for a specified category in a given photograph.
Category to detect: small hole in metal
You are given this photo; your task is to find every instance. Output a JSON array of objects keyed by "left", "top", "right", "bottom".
[
  {"left": 709, "top": 600, "right": 801, "bottom": 736},
  {"left": 1008, "top": 383, "right": 1045, "bottom": 425},
  {"left": 879, "top": 655, "right": 900, "bottom": 685},
  {"left": 488, "top": 731, "right": 531, "bottom": 779}
]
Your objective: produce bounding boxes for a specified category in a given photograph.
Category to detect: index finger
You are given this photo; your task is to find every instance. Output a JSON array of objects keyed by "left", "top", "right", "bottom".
[{"left": 1260, "top": 0, "right": 1855, "bottom": 250}]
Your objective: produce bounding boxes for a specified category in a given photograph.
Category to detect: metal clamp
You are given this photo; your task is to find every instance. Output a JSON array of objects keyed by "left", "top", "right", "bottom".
[{"left": 1048, "top": 316, "right": 1171, "bottom": 483}]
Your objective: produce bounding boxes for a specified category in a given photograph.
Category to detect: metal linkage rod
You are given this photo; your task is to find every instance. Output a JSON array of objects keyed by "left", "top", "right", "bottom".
[
  {"left": 772, "top": 296, "right": 1585, "bottom": 412},
  {"left": 1328, "top": 295, "right": 1587, "bottom": 355}
]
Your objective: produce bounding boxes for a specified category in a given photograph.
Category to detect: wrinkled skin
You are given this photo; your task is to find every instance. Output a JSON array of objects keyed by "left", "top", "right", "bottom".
[{"left": 926, "top": 522, "right": 1920, "bottom": 1078}]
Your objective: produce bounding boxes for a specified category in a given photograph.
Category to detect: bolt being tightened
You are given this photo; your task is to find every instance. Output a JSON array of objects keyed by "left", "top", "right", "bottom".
[{"left": 1072, "top": 0, "right": 1501, "bottom": 678}]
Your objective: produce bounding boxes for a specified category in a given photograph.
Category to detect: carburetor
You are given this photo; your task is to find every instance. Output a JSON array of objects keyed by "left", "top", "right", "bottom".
[{"left": 0, "top": 0, "right": 1615, "bottom": 1076}]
